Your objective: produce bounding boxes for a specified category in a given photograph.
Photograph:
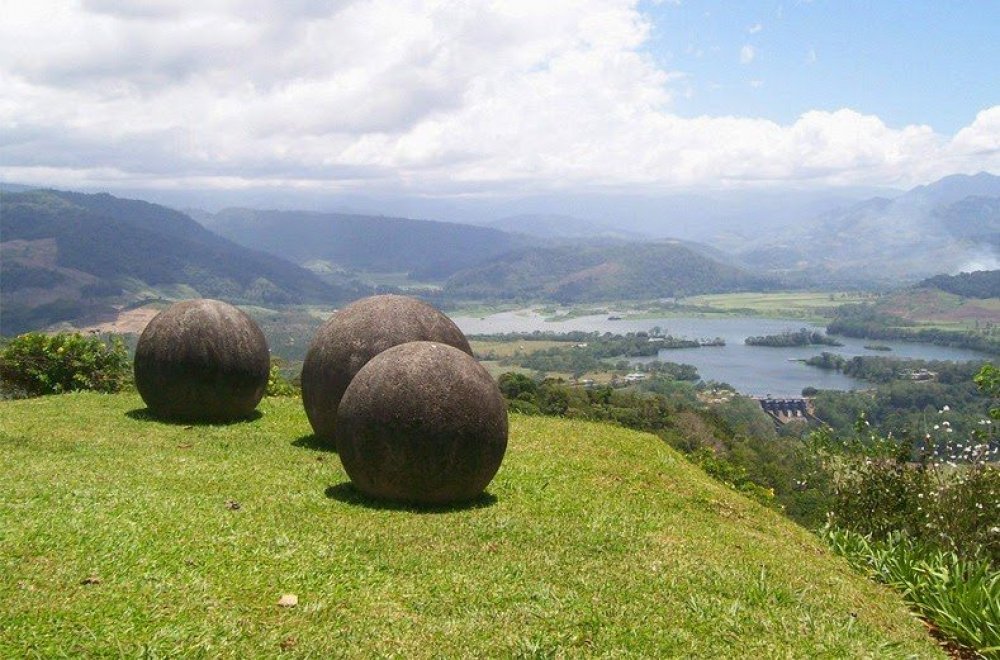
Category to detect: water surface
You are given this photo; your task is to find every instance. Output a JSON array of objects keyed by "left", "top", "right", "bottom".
[{"left": 453, "top": 310, "right": 992, "bottom": 397}]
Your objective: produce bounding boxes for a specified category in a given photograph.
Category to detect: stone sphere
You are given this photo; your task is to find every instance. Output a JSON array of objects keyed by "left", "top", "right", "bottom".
[
  {"left": 134, "top": 299, "right": 270, "bottom": 422},
  {"left": 336, "top": 341, "right": 508, "bottom": 505},
  {"left": 301, "top": 294, "right": 472, "bottom": 446}
]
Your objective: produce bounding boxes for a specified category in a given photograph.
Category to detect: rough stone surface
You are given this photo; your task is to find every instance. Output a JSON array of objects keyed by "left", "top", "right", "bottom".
[
  {"left": 134, "top": 299, "right": 269, "bottom": 422},
  {"left": 300, "top": 294, "right": 472, "bottom": 446},
  {"left": 336, "top": 341, "right": 508, "bottom": 505}
]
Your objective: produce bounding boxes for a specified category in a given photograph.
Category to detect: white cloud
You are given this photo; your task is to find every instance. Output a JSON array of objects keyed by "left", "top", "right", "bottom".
[
  {"left": 805, "top": 47, "right": 817, "bottom": 65},
  {"left": 740, "top": 44, "right": 756, "bottom": 64},
  {"left": 748, "top": 22, "right": 763, "bottom": 34},
  {"left": 0, "top": 0, "right": 996, "bottom": 195}
]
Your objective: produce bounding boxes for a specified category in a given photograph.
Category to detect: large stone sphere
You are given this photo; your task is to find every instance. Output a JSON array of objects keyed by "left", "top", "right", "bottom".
[
  {"left": 336, "top": 341, "right": 508, "bottom": 505},
  {"left": 134, "top": 299, "right": 270, "bottom": 422},
  {"left": 301, "top": 294, "right": 472, "bottom": 446}
]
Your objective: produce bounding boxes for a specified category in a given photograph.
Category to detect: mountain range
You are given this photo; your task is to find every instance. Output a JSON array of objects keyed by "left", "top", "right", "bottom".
[
  {"left": 195, "top": 208, "right": 527, "bottom": 280},
  {"left": 1, "top": 173, "right": 997, "bottom": 335},
  {"left": 738, "top": 173, "right": 1000, "bottom": 285},
  {"left": 0, "top": 190, "right": 352, "bottom": 335},
  {"left": 443, "top": 242, "right": 781, "bottom": 303}
]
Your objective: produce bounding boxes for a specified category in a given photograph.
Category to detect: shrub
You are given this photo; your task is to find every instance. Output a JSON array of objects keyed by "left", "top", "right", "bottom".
[
  {"left": 0, "top": 332, "right": 130, "bottom": 397},
  {"left": 824, "top": 527, "right": 1000, "bottom": 656},
  {"left": 266, "top": 358, "right": 299, "bottom": 397},
  {"left": 810, "top": 418, "right": 1000, "bottom": 565}
]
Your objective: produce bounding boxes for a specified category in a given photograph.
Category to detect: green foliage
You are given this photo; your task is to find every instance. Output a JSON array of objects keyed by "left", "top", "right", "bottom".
[
  {"left": 745, "top": 328, "right": 842, "bottom": 347},
  {"left": 828, "top": 304, "right": 1000, "bottom": 355},
  {"left": 975, "top": 363, "right": 1000, "bottom": 420},
  {"left": 480, "top": 331, "right": 702, "bottom": 380},
  {"left": 920, "top": 270, "right": 1000, "bottom": 300},
  {"left": 688, "top": 447, "right": 776, "bottom": 506},
  {"left": 808, "top": 358, "right": 994, "bottom": 439},
  {"left": 810, "top": 423, "right": 1000, "bottom": 566},
  {"left": 265, "top": 358, "right": 299, "bottom": 397},
  {"left": 445, "top": 243, "right": 780, "bottom": 303},
  {"left": 824, "top": 528, "right": 1000, "bottom": 657},
  {"left": 0, "top": 332, "right": 130, "bottom": 397}
]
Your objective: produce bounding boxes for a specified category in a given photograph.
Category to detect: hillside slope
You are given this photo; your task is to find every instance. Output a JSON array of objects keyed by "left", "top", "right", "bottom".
[
  {"left": 0, "top": 394, "right": 940, "bottom": 657},
  {"left": 446, "top": 242, "right": 780, "bottom": 302},
  {"left": 866, "top": 269, "right": 1000, "bottom": 331},
  {"left": 0, "top": 191, "right": 353, "bottom": 334},
  {"left": 199, "top": 208, "right": 528, "bottom": 279}
]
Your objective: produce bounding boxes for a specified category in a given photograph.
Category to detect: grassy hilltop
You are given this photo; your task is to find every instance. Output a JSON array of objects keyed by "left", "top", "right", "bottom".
[{"left": 0, "top": 394, "right": 941, "bottom": 657}]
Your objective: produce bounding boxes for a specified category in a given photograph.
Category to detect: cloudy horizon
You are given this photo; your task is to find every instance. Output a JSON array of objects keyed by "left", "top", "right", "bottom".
[{"left": 2, "top": 1, "right": 998, "bottom": 199}]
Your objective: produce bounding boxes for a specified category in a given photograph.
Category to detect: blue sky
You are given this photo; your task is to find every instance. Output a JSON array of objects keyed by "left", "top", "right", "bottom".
[{"left": 641, "top": 0, "right": 999, "bottom": 133}]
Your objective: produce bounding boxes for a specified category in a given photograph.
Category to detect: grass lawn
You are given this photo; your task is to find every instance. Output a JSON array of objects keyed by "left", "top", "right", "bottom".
[
  {"left": 469, "top": 339, "right": 567, "bottom": 358},
  {"left": 1, "top": 393, "right": 942, "bottom": 657},
  {"left": 682, "top": 291, "right": 869, "bottom": 321}
]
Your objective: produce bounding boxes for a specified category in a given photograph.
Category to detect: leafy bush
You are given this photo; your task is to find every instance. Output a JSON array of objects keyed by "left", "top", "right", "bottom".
[
  {"left": 810, "top": 417, "right": 1000, "bottom": 565},
  {"left": 0, "top": 332, "right": 130, "bottom": 397},
  {"left": 824, "top": 527, "right": 1000, "bottom": 656},
  {"left": 266, "top": 358, "right": 299, "bottom": 397}
]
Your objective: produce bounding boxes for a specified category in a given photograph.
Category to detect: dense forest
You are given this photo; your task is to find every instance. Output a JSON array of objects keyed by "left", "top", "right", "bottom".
[
  {"left": 745, "top": 328, "right": 843, "bottom": 347},
  {"left": 445, "top": 243, "right": 781, "bottom": 302},
  {"left": 919, "top": 269, "right": 1000, "bottom": 299},
  {"left": 827, "top": 304, "right": 1000, "bottom": 355}
]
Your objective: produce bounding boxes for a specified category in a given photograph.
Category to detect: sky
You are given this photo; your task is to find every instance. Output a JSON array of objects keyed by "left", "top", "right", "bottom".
[{"left": 1, "top": 0, "right": 997, "bottom": 198}]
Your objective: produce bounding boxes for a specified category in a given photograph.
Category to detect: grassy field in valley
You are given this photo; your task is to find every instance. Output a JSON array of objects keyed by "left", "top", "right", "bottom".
[
  {"left": 0, "top": 393, "right": 943, "bottom": 657},
  {"left": 681, "top": 291, "right": 871, "bottom": 321}
]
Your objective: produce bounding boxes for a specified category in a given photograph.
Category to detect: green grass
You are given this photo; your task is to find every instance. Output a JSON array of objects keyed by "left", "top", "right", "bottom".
[
  {"left": 682, "top": 291, "right": 871, "bottom": 321},
  {"left": 1, "top": 393, "right": 942, "bottom": 657}
]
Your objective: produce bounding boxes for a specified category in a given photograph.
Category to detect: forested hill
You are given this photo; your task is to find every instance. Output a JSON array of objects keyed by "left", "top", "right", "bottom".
[
  {"left": 445, "top": 242, "right": 781, "bottom": 302},
  {"left": 0, "top": 190, "right": 352, "bottom": 335},
  {"left": 919, "top": 270, "right": 1000, "bottom": 299},
  {"left": 198, "top": 208, "right": 528, "bottom": 279}
]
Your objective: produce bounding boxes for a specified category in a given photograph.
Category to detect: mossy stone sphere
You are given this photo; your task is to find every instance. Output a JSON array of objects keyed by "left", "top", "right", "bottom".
[
  {"left": 301, "top": 294, "right": 472, "bottom": 447},
  {"left": 134, "top": 299, "right": 270, "bottom": 422},
  {"left": 336, "top": 341, "right": 508, "bottom": 505}
]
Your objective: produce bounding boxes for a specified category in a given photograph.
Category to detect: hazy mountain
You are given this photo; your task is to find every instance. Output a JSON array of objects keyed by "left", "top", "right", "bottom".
[
  {"left": 1, "top": 190, "right": 351, "bottom": 335},
  {"left": 445, "top": 242, "right": 780, "bottom": 303},
  {"left": 198, "top": 208, "right": 528, "bottom": 280},
  {"left": 484, "top": 214, "right": 646, "bottom": 240},
  {"left": 737, "top": 173, "right": 1000, "bottom": 285},
  {"left": 905, "top": 172, "right": 1000, "bottom": 206}
]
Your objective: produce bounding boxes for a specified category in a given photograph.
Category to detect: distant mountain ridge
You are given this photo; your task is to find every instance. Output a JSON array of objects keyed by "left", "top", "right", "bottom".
[
  {"left": 738, "top": 172, "right": 1000, "bottom": 284},
  {"left": 483, "top": 214, "right": 645, "bottom": 240},
  {"left": 445, "top": 242, "right": 781, "bottom": 303},
  {"left": 198, "top": 208, "right": 529, "bottom": 280},
  {"left": 1, "top": 190, "right": 352, "bottom": 335}
]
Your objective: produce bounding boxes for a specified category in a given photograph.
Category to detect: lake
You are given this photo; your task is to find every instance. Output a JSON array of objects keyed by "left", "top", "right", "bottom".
[{"left": 452, "top": 309, "right": 993, "bottom": 397}]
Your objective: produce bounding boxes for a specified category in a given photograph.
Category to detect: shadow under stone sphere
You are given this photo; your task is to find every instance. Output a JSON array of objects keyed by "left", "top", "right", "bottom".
[
  {"left": 300, "top": 294, "right": 472, "bottom": 447},
  {"left": 336, "top": 341, "right": 508, "bottom": 505},
  {"left": 134, "top": 299, "right": 270, "bottom": 422}
]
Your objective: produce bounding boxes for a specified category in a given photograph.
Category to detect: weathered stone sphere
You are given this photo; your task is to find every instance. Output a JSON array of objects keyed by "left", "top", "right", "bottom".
[
  {"left": 336, "top": 341, "right": 508, "bottom": 505},
  {"left": 134, "top": 299, "right": 270, "bottom": 422},
  {"left": 301, "top": 294, "right": 472, "bottom": 447}
]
